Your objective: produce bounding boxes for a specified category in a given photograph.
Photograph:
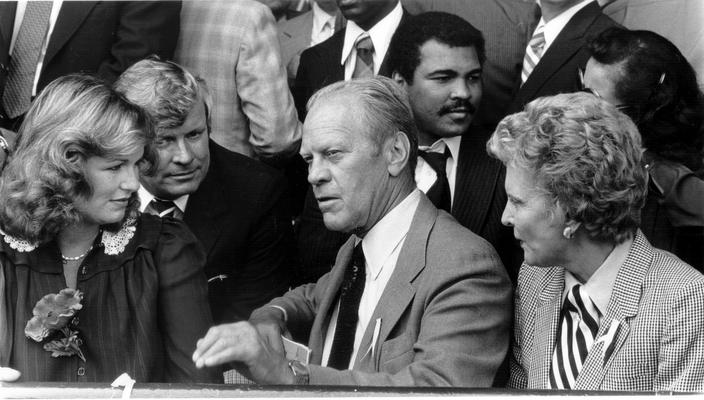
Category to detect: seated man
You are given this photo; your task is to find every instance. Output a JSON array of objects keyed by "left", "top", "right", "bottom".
[
  {"left": 192, "top": 77, "right": 512, "bottom": 386},
  {"left": 114, "top": 59, "right": 295, "bottom": 324}
]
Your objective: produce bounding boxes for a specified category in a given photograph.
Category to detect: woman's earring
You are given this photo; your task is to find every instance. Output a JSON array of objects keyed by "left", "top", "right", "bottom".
[{"left": 562, "top": 227, "right": 573, "bottom": 240}]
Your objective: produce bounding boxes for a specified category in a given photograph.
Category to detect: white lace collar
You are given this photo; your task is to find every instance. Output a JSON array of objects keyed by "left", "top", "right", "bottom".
[{"left": 0, "top": 218, "right": 137, "bottom": 256}]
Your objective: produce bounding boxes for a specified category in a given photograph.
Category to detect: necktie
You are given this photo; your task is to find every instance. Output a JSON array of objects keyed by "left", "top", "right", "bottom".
[
  {"left": 419, "top": 148, "right": 452, "bottom": 213},
  {"left": 2, "top": 1, "right": 53, "bottom": 118},
  {"left": 146, "top": 198, "right": 182, "bottom": 219},
  {"left": 521, "top": 24, "right": 546, "bottom": 85},
  {"left": 549, "top": 284, "right": 601, "bottom": 389},
  {"left": 351, "top": 34, "right": 374, "bottom": 79},
  {"left": 328, "top": 243, "right": 366, "bottom": 369}
]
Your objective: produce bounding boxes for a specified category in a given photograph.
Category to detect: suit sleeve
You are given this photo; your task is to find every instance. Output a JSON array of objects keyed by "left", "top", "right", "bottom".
[
  {"left": 229, "top": 170, "right": 295, "bottom": 322},
  {"left": 655, "top": 277, "right": 704, "bottom": 391},
  {"left": 236, "top": 4, "right": 301, "bottom": 159},
  {"left": 155, "top": 218, "right": 222, "bottom": 383},
  {"left": 95, "top": 1, "right": 181, "bottom": 82},
  {"left": 508, "top": 265, "right": 528, "bottom": 389}
]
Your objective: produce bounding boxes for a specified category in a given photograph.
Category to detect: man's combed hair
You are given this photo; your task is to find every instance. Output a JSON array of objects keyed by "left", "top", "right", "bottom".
[
  {"left": 488, "top": 92, "right": 648, "bottom": 243},
  {"left": 0, "top": 74, "right": 155, "bottom": 244},
  {"left": 588, "top": 27, "right": 704, "bottom": 171},
  {"left": 388, "top": 11, "right": 486, "bottom": 83},
  {"left": 307, "top": 76, "right": 419, "bottom": 171}
]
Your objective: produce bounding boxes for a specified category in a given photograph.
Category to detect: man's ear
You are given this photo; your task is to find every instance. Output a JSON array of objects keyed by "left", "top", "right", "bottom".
[
  {"left": 392, "top": 71, "right": 407, "bottom": 87},
  {"left": 386, "top": 131, "right": 410, "bottom": 177}
]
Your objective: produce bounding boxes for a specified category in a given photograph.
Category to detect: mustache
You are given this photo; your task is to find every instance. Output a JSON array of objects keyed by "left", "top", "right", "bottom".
[{"left": 438, "top": 100, "right": 476, "bottom": 116}]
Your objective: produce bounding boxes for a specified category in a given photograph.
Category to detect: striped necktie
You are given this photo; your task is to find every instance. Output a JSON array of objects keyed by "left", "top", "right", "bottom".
[
  {"left": 549, "top": 284, "right": 601, "bottom": 389},
  {"left": 2, "top": 1, "right": 53, "bottom": 118},
  {"left": 521, "top": 24, "right": 546, "bottom": 85},
  {"left": 352, "top": 34, "right": 374, "bottom": 79}
]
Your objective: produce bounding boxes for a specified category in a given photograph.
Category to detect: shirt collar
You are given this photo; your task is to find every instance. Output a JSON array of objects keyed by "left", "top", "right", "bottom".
[
  {"left": 340, "top": 1, "right": 403, "bottom": 66},
  {"left": 539, "top": 0, "right": 593, "bottom": 49},
  {"left": 358, "top": 189, "right": 421, "bottom": 281},
  {"left": 563, "top": 236, "right": 633, "bottom": 315},
  {"left": 418, "top": 135, "right": 461, "bottom": 161},
  {"left": 311, "top": 2, "right": 337, "bottom": 35},
  {"left": 138, "top": 185, "right": 189, "bottom": 214}
]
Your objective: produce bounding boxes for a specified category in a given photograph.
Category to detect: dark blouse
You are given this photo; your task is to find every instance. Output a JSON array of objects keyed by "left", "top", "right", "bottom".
[{"left": 0, "top": 214, "right": 221, "bottom": 383}]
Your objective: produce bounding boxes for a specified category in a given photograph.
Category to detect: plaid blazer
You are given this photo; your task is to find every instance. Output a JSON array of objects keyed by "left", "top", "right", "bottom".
[
  {"left": 510, "top": 231, "right": 704, "bottom": 391},
  {"left": 175, "top": 0, "right": 300, "bottom": 160}
]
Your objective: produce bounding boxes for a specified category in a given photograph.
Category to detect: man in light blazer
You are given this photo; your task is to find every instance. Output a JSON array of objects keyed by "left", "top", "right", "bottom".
[
  {"left": 175, "top": 0, "right": 301, "bottom": 161},
  {"left": 277, "top": 0, "right": 345, "bottom": 85},
  {"left": 192, "top": 77, "right": 512, "bottom": 386}
]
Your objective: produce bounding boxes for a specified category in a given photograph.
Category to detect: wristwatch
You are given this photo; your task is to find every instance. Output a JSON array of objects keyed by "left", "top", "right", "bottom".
[{"left": 287, "top": 360, "right": 310, "bottom": 385}]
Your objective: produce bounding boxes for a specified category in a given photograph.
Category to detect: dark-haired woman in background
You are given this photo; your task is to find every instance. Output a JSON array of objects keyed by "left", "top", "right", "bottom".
[{"left": 582, "top": 27, "right": 704, "bottom": 271}]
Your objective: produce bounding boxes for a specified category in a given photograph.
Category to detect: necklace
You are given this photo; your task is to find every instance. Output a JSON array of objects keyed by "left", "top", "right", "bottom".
[{"left": 61, "top": 245, "right": 94, "bottom": 264}]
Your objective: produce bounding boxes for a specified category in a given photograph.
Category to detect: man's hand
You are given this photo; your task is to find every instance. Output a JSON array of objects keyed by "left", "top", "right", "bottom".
[
  {"left": 249, "top": 306, "right": 291, "bottom": 355},
  {"left": 192, "top": 322, "right": 294, "bottom": 384},
  {"left": 0, "top": 367, "right": 20, "bottom": 382}
]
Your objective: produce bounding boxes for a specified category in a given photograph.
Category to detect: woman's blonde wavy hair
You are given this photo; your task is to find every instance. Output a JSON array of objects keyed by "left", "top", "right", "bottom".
[
  {"left": 487, "top": 92, "right": 648, "bottom": 244},
  {"left": 0, "top": 74, "right": 156, "bottom": 244}
]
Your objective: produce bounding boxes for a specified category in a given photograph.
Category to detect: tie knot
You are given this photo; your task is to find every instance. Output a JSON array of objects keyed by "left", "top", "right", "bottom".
[
  {"left": 567, "top": 284, "right": 601, "bottom": 323},
  {"left": 149, "top": 198, "right": 177, "bottom": 216},
  {"left": 355, "top": 35, "right": 374, "bottom": 52},
  {"left": 419, "top": 148, "right": 450, "bottom": 175}
]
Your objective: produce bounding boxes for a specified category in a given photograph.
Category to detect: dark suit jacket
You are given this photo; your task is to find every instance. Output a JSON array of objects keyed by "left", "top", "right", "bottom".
[
  {"left": 508, "top": 1, "right": 618, "bottom": 113},
  {"left": 0, "top": 1, "right": 180, "bottom": 120},
  {"left": 257, "top": 194, "right": 512, "bottom": 386},
  {"left": 296, "top": 127, "right": 521, "bottom": 287},
  {"left": 292, "top": 11, "right": 409, "bottom": 119},
  {"left": 184, "top": 140, "right": 295, "bottom": 323}
]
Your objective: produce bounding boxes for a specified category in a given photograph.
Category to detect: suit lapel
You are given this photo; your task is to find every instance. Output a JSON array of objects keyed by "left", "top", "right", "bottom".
[
  {"left": 452, "top": 128, "right": 501, "bottom": 233},
  {"left": 575, "top": 231, "right": 651, "bottom": 389},
  {"left": 532, "top": 267, "right": 564, "bottom": 388},
  {"left": 519, "top": 2, "right": 602, "bottom": 101},
  {"left": 43, "top": 1, "right": 98, "bottom": 68},
  {"left": 0, "top": 2, "right": 16, "bottom": 52},
  {"left": 308, "top": 237, "right": 356, "bottom": 365},
  {"left": 182, "top": 166, "right": 228, "bottom": 260},
  {"left": 354, "top": 195, "right": 436, "bottom": 370},
  {"left": 280, "top": 12, "right": 313, "bottom": 59}
]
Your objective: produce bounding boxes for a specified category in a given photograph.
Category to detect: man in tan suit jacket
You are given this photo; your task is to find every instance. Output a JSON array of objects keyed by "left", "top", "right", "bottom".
[{"left": 192, "top": 77, "right": 511, "bottom": 386}]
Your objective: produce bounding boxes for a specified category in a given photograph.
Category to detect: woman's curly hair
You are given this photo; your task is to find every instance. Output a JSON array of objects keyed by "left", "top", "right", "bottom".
[
  {"left": 0, "top": 74, "right": 156, "bottom": 244},
  {"left": 488, "top": 92, "right": 648, "bottom": 243}
]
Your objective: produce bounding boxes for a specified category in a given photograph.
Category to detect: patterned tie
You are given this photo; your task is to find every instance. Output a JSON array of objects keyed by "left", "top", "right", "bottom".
[
  {"left": 146, "top": 198, "right": 182, "bottom": 219},
  {"left": 521, "top": 24, "right": 546, "bottom": 85},
  {"left": 2, "top": 1, "right": 53, "bottom": 118},
  {"left": 419, "top": 148, "right": 452, "bottom": 213},
  {"left": 550, "top": 284, "right": 601, "bottom": 389},
  {"left": 351, "top": 34, "right": 374, "bottom": 79},
  {"left": 328, "top": 243, "right": 366, "bottom": 369}
]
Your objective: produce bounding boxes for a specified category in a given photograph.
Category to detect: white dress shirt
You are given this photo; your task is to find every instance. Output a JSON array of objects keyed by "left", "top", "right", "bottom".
[
  {"left": 321, "top": 189, "right": 422, "bottom": 369},
  {"left": 310, "top": 2, "right": 337, "bottom": 46},
  {"left": 415, "top": 136, "right": 461, "bottom": 207},
  {"left": 10, "top": 0, "right": 64, "bottom": 96},
  {"left": 340, "top": 1, "right": 402, "bottom": 80},
  {"left": 533, "top": 0, "right": 594, "bottom": 55},
  {"left": 138, "top": 185, "right": 189, "bottom": 215}
]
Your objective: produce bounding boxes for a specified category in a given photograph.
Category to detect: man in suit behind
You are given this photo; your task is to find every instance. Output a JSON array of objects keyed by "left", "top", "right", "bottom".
[
  {"left": 508, "top": 0, "right": 618, "bottom": 113},
  {"left": 0, "top": 1, "right": 180, "bottom": 129},
  {"left": 114, "top": 59, "right": 295, "bottom": 324},
  {"left": 192, "top": 77, "right": 511, "bottom": 386},
  {"left": 292, "top": 0, "right": 405, "bottom": 119}
]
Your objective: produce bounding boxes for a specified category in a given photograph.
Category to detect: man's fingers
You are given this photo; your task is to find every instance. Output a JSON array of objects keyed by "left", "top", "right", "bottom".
[{"left": 0, "top": 367, "right": 21, "bottom": 382}]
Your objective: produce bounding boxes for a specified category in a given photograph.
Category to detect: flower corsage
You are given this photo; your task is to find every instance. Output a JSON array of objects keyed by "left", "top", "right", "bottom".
[{"left": 24, "top": 288, "right": 86, "bottom": 362}]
